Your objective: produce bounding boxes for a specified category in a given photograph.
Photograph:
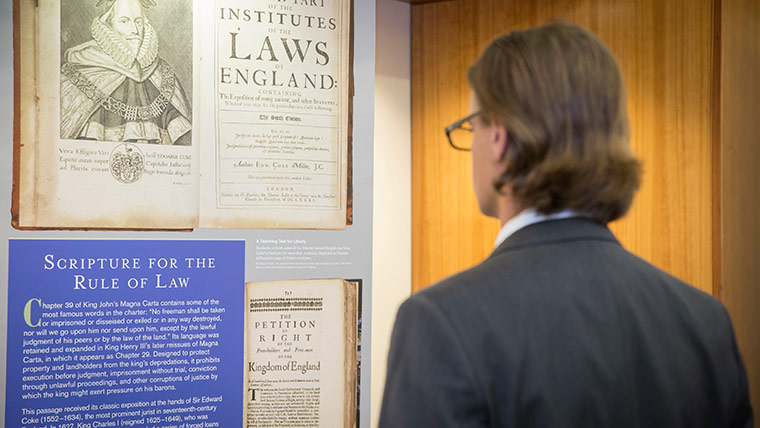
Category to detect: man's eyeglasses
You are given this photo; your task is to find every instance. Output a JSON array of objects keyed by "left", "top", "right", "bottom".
[{"left": 444, "top": 112, "right": 479, "bottom": 151}]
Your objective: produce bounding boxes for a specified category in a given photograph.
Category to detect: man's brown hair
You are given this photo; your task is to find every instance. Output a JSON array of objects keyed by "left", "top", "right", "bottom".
[{"left": 467, "top": 21, "right": 641, "bottom": 224}]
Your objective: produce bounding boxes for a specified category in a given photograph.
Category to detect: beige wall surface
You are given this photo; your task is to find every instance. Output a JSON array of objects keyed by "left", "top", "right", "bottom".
[{"left": 372, "top": 1, "right": 412, "bottom": 426}]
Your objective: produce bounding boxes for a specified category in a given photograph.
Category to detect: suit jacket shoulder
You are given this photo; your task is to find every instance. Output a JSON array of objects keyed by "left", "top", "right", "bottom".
[{"left": 380, "top": 218, "right": 752, "bottom": 428}]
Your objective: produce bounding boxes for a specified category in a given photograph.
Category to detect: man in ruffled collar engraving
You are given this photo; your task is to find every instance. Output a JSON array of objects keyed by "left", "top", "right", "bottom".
[{"left": 60, "top": 0, "right": 192, "bottom": 145}]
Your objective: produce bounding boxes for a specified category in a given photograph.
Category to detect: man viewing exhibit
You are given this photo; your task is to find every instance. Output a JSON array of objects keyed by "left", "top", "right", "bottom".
[
  {"left": 379, "top": 21, "right": 753, "bottom": 428},
  {"left": 60, "top": 0, "right": 192, "bottom": 145}
]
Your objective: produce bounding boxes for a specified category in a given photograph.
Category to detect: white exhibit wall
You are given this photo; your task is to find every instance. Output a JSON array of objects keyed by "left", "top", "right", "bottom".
[{"left": 372, "top": 1, "right": 412, "bottom": 427}]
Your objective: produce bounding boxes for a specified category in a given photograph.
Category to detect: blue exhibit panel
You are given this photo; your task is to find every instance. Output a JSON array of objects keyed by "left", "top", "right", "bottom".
[{"left": 6, "top": 240, "right": 244, "bottom": 428}]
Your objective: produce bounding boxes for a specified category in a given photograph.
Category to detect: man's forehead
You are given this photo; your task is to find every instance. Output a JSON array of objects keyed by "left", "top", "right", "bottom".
[{"left": 112, "top": 0, "right": 144, "bottom": 18}]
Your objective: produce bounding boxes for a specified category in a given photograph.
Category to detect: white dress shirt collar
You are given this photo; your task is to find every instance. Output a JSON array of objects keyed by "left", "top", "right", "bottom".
[{"left": 494, "top": 208, "right": 581, "bottom": 248}]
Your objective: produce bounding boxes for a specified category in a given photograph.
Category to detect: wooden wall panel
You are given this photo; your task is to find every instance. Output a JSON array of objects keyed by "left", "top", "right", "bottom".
[
  {"left": 720, "top": 0, "right": 760, "bottom": 415},
  {"left": 411, "top": 0, "right": 715, "bottom": 294},
  {"left": 411, "top": 3, "right": 501, "bottom": 290}
]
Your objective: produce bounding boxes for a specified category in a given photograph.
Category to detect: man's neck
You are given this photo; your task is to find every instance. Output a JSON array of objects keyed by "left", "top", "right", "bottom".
[{"left": 497, "top": 194, "right": 523, "bottom": 227}]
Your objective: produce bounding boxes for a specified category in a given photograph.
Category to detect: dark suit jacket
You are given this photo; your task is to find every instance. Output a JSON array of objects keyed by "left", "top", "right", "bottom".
[{"left": 379, "top": 218, "right": 752, "bottom": 428}]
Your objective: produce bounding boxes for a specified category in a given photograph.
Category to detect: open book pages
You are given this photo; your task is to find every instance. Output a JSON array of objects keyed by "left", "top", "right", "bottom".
[
  {"left": 245, "top": 278, "right": 358, "bottom": 428},
  {"left": 14, "top": 0, "right": 351, "bottom": 230}
]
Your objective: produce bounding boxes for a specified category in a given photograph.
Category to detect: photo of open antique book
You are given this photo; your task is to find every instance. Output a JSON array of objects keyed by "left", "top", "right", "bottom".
[
  {"left": 13, "top": 0, "right": 352, "bottom": 229},
  {"left": 245, "top": 278, "right": 358, "bottom": 428}
]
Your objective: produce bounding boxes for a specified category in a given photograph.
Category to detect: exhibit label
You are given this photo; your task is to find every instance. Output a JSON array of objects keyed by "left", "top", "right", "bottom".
[{"left": 5, "top": 240, "right": 244, "bottom": 428}]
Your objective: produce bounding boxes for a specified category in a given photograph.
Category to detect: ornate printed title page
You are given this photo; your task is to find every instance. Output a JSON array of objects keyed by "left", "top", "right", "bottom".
[
  {"left": 199, "top": 0, "right": 350, "bottom": 229},
  {"left": 245, "top": 279, "right": 358, "bottom": 428}
]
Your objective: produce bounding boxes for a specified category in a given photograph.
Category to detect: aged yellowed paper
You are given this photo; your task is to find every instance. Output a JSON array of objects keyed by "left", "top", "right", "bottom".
[{"left": 245, "top": 279, "right": 357, "bottom": 428}]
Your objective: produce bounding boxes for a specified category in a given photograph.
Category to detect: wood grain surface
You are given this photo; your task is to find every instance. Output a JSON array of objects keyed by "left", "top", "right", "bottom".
[
  {"left": 411, "top": 0, "right": 715, "bottom": 295},
  {"left": 410, "top": 0, "right": 759, "bottom": 414},
  {"left": 719, "top": 0, "right": 760, "bottom": 415}
]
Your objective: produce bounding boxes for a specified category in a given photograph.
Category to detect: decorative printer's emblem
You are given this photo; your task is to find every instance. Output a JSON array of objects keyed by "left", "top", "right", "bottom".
[{"left": 109, "top": 143, "right": 145, "bottom": 184}]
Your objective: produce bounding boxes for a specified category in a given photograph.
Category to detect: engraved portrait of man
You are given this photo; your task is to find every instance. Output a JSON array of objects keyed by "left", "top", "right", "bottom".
[{"left": 60, "top": 0, "right": 192, "bottom": 146}]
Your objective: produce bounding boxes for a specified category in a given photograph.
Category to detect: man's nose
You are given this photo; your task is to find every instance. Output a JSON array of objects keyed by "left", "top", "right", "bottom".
[{"left": 126, "top": 20, "right": 139, "bottom": 35}]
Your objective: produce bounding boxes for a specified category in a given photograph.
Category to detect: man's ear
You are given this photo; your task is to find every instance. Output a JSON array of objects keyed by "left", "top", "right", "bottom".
[{"left": 491, "top": 124, "right": 508, "bottom": 162}]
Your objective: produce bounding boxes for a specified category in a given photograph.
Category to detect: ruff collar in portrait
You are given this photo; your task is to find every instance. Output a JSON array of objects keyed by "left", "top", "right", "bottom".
[{"left": 90, "top": 16, "right": 158, "bottom": 70}]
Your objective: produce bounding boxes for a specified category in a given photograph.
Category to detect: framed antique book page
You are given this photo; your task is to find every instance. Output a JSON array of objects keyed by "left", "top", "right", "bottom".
[{"left": 13, "top": 0, "right": 353, "bottom": 230}]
